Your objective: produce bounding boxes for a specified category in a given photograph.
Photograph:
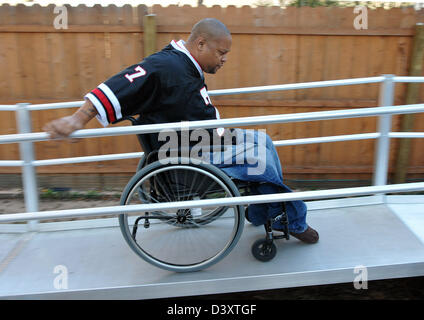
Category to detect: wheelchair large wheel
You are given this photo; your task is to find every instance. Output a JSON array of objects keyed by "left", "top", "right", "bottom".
[
  {"left": 118, "top": 158, "right": 245, "bottom": 272},
  {"left": 136, "top": 154, "right": 146, "bottom": 172},
  {"left": 135, "top": 154, "right": 228, "bottom": 226}
]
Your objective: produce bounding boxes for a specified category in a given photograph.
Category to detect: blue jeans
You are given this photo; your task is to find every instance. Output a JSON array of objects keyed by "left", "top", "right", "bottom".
[{"left": 210, "top": 129, "right": 308, "bottom": 233}]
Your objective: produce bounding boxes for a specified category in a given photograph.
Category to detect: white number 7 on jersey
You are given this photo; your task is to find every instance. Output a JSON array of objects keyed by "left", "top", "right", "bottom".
[{"left": 125, "top": 66, "right": 146, "bottom": 83}]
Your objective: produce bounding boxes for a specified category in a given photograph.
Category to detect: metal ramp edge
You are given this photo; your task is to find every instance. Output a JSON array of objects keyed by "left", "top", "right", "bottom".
[{"left": 0, "top": 197, "right": 423, "bottom": 299}]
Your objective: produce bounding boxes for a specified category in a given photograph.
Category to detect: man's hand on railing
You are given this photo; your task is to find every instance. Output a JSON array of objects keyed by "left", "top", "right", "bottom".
[
  {"left": 42, "top": 115, "right": 85, "bottom": 141},
  {"left": 42, "top": 100, "right": 98, "bottom": 141}
]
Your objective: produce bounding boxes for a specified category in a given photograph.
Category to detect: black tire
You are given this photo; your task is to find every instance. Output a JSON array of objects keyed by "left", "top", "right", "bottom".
[
  {"left": 136, "top": 154, "right": 146, "bottom": 172},
  {"left": 118, "top": 157, "right": 245, "bottom": 272},
  {"left": 251, "top": 239, "right": 277, "bottom": 262}
]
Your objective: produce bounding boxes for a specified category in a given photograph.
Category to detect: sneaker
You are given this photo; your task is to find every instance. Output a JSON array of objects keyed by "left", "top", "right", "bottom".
[{"left": 289, "top": 226, "right": 319, "bottom": 244}]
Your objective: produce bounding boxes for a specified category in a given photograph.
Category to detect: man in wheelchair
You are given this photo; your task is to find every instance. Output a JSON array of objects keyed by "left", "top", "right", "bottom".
[{"left": 43, "top": 18, "right": 318, "bottom": 245}]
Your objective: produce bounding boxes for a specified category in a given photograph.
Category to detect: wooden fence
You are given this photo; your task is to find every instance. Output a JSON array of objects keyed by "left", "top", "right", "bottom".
[{"left": 1, "top": 4, "right": 424, "bottom": 184}]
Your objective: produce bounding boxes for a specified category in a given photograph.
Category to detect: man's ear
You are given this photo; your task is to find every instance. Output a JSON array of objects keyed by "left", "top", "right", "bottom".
[{"left": 196, "top": 36, "right": 207, "bottom": 52}]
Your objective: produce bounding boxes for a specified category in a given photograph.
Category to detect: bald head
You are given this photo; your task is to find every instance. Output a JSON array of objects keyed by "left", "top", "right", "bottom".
[
  {"left": 188, "top": 18, "right": 231, "bottom": 43},
  {"left": 185, "top": 18, "right": 232, "bottom": 74}
]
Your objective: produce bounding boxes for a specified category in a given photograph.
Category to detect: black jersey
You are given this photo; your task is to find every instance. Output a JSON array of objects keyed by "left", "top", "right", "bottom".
[{"left": 85, "top": 40, "right": 224, "bottom": 143}]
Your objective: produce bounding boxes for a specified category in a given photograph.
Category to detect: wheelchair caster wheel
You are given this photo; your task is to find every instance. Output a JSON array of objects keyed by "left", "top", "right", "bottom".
[{"left": 251, "top": 239, "right": 277, "bottom": 262}]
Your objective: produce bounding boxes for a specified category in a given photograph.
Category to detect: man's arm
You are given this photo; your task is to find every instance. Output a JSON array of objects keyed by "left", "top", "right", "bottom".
[
  {"left": 44, "top": 60, "right": 157, "bottom": 139},
  {"left": 43, "top": 99, "right": 98, "bottom": 139}
]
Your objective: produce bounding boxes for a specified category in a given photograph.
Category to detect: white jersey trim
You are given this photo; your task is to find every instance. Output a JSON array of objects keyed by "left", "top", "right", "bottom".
[
  {"left": 84, "top": 93, "right": 109, "bottom": 127},
  {"left": 170, "top": 40, "right": 204, "bottom": 79},
  {"left": 98, "top": 83, "right": 123, "bottom": 120}
]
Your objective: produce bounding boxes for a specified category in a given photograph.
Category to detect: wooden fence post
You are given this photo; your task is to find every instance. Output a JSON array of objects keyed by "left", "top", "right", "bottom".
[
  {"left": 143, "top": 14, "right": 157, "bottom": 57},
  {"left": 393, "top": 23, "right": 424, "bottom": 184}
]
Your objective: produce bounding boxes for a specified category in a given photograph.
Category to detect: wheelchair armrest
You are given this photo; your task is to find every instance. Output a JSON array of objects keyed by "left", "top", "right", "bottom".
[{"left": 111, "top": 116, "right": 138, "bottom": 126}]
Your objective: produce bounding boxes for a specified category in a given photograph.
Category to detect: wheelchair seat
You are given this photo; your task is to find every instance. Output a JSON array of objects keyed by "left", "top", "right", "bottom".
[{"left": 113, "top": 116, "right": 257, "bottom": 194}]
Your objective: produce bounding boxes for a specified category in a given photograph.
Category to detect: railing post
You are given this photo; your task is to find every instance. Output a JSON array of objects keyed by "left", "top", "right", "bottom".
[
  {"left": 394, "top": 23, "right": 424, "bottom": 183},
  {"left": 373, "top": 75, "right": 395, "bottom": 198},
  {"left": 143, "top": 13, "right": 156, "bottom": 57},
  {"left": 16, "top": 103, "right": 39, "bottom": 231}
]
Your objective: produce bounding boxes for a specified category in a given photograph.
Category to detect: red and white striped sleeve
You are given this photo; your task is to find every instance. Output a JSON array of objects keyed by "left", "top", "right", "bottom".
[
  {"left": 85, "top": 83, "right": 122, "bottom": 127},
  {"left": 84, "top": 61, "right": 154, "bottom": 126}
]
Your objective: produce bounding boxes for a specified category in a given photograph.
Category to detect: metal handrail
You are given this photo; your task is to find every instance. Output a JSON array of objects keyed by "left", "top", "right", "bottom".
[
  {"left": 2, "top": 75, "right": 424, "bottom": 113},
  {"left": 1, "top": 103, "right": 424, "bottom": 145},
  {"left": 0, "top": 76, "right": 391, "bottom": 112},
  {"left": 393, "top": 76, "right": 424, "bottom": 83},
  {"left": 0, "top": 181, "right": 423, "bottom": 223},
  {"left": 0, "top": 74, "right": 423, "bottom": 227},
  {"left": 2, "top": 131, "right": 422, "bottom": 167},
  {"left": 208, "top": 76, "right": 386, "bottom": 96}
]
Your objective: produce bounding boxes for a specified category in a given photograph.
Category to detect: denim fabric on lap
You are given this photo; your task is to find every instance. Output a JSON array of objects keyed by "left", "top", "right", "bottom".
[{"left": 207, "top": 129, "right": 308, "bottom": 233}]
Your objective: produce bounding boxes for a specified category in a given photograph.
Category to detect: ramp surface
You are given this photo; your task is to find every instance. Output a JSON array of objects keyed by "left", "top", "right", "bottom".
[{"left": 1, "top": 201, "right": 424, "bottom": 299}]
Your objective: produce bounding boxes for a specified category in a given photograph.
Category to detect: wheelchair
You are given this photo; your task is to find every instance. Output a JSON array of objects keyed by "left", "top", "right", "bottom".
[{"left": 115, "top": 117, "right": 290, "bottom": 272}]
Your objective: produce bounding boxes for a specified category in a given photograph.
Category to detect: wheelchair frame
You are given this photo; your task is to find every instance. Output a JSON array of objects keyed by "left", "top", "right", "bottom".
[{"left": 115, "top": 116, "right": 290, "bottom": 272}]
